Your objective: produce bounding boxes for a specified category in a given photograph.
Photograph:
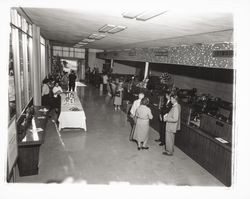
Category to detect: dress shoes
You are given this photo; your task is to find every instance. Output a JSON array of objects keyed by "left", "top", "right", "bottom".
[
  {"left": 159, "top": 143, "right": 165, "bottom": 146},
  {"left": 155, "top": 139, "right": 161, "bottom": 142},
  {"left": 142, "top": 146, "right": 149, "bottom": 150},
  {"left": 162, "top": 152, "right": 173, "bottom": 156}
]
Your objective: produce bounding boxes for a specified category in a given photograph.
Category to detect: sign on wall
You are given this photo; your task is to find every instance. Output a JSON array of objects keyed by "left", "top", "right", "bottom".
[{"left": 7, "top": 117, "right": 18, "bottom": 178}]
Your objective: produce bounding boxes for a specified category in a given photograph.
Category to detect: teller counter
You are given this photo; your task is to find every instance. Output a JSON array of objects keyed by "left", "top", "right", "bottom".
[
  {"left": 175, "top": 122, "right": 232, "bottom": 186},
  {"left": 122, "top": 92, "right": 232, "bottom": 186}
]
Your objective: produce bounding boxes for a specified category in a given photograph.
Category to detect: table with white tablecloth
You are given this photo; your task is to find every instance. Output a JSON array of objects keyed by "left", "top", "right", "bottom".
[{"left": 58, "top": 92, "right": 87, "bottom": 131}]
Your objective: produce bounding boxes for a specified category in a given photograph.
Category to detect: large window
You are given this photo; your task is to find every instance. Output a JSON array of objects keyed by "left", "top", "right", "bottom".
[
  {"left": 8, "top": 34, "right": 16, "bottom": 120},
  {"left": 53, "top": 46, "right": 85, "bottom": 59},
  {"left": 18, "top": 30, "right": 25, "bottom": 109},
  {"left": 9, "top": 8, "right": 33, "bottom": 120},
  {"left": 27, "top": 36, "right": 32, "bottom": 99}
]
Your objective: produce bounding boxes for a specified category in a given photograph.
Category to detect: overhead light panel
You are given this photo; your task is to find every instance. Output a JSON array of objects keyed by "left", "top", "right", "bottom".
[
  {"left": 99, "top": 24, "right": 116, "bottom": 33},
  {"left": 88, "top": 33, "right": 106, "bottom": 40},
  {"left": 122, "top": 11, "right": 145, "bottom": 19},
  {"left": 78, "top": 42, "right": 88, "bottom": 45},
  {"left": 136, "top": 10, "right": 167, "bottom": 21},
  {"left": 95, "top": 34, "right": 106, "bottom": 40},
  {"left": 82, "top": 38, "right": 95, "bottom": 42},
  {"left": 108, "top": 26, "right": 127, "bottom": 34}
]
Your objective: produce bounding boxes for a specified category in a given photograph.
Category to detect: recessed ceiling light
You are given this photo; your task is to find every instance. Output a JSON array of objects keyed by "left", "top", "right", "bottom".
[
  {"left": 78, "top": 42, "right": 88, "bottom": 45},
  {"left": 99, "top": 24, "right": 116, "bottom": 33},
  {"left": 136, "top": 10, "right": 167, "bottom": 21},
  {"left": 108, "top": 26, "right": 127, "bottom": 34},
  {"left": 88, "top": 33, "right": 106, "bottom": 40},
  {"left": 122, "top": 11, "right": 145, "bottom": 19},
  {"left": 82, "top": 38, "right": 95, "bottom": 42},
  {"left": 88, "top": 34, "right": 99, "bottom": 39},
  {"left": 95, "top": 34, "right": 106, "bottom": 40}
]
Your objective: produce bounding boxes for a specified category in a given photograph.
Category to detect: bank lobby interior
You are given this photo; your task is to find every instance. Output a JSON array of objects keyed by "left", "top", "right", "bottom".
[{"left": 2, "top": 2, "right": 250, "bottom": 197}]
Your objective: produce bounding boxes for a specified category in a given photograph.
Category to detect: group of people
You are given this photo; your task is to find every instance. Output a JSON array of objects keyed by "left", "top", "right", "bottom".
[
  {"left": 99, "top": 73, "right": 125, "bottom": 111},
  {"left": 129, "top": 91, "right": 181, "bottom": 156},
  {"left": 41, "top": 70, "right": 77, "bottom": 123}
]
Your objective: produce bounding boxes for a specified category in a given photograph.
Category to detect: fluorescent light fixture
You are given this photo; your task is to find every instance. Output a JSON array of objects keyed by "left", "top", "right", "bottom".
[
  {"left": 99, "top": 24, "right": 116, "bottom": 33},
  {"left": 82, "top": 38, "right": 95, "bottom": 42},
  {"left": 122, "top": 11, "right": 145, "bottom": 19},
  {"left": 78, "top": 42, "right": 88, "bottom": 45},
  {"left": 88, "top": 33, "right": 106, "bottom": 40},
  {"left": 88, "top": 33, "right": 99, "bottom": 39},
  {"left": 136, "top": 10, "right": 167, "bottom": 21},
  {"left": 108, "top": 26, "right": 127, "bottom": 34},
  {"left": 95, "top": 34, "right": 106, "bottom": 40}
]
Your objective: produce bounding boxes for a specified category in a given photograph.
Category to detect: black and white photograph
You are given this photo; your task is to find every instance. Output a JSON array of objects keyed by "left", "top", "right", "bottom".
[{"left": 0, "top": 0, "right": 250, "bottom": 198}]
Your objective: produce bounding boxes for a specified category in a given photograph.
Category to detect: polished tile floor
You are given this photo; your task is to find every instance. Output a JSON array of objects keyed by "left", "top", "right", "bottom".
[{"left": 15, "top": 84, "right": 223, "bottom": 186}]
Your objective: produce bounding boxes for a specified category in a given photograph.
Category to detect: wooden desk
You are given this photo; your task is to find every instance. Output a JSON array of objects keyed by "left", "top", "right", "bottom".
[{"left": 17, "top": 106, "right": 48, "bottom": 176}]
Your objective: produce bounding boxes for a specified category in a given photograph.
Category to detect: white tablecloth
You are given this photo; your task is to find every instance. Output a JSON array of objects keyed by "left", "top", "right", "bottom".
[{"left": 58, "top": 93, "right": 87, "bottom": 131}]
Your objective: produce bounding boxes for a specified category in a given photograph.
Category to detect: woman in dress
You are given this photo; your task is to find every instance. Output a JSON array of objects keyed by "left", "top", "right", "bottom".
[
  {"left": 113, "top": 81, "right": 123, "bottom": 110},
  {"left": 133, "top": 97, "right": 153, "bottom": 150}
]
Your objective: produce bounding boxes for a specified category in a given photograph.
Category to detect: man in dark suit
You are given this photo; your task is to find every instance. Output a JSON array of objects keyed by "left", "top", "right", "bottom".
[
  {"left": 155, "top": 91, "right": 173, "bottom": 146},
  {"left": 68, "top": 70, "right": 77, "bottom": 91}
]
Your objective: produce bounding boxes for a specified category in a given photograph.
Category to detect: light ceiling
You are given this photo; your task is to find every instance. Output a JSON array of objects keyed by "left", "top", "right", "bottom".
[{"left": 20, "top": 7, "right": 233, "bottom": 50}]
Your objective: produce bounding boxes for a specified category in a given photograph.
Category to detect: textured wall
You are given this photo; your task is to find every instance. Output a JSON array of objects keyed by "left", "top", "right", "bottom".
[
  {"left": 97, "top": 43, "right": 233, "bottom": 69},
  {"left": 112, "top": 62, "right": 136, "bottom": 75}
]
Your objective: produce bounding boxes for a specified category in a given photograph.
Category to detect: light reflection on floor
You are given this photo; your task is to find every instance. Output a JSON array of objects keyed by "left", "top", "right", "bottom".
[{"left": 15, "top": 84, "right": 224, "bottom": 186}]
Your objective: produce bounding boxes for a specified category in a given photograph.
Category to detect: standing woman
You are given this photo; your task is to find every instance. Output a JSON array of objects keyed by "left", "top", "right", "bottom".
[
  {"left": 60, "top": 71, "right": 68, "bottom": 91},
  {"left": 113, "top": 82, "right": 123, "bottom": 110},
  {"left": 133, "top": 97, "right": 153, "bottom": 150},
  {"left": 41, "top": 79, "right": 50, "bottom": 108},
  {"left": 52, "top": 82, "right": 63, "bottom": 123}
]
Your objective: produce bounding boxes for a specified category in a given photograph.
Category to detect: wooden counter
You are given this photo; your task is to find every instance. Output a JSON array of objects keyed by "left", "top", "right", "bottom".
[
  {"left": 175, "top": 123, "right": 231, "bottom": 186},
  {"left": 123, "top": 90, "right": 232, "bottom": 186},
  {"left": 17, "top": 106, "right": 49, "bottom": 176}
]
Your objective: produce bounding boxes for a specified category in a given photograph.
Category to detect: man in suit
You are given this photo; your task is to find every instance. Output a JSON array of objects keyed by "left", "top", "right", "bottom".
[
  {"left": 162, "top": 94, "right": 181, "bottom": 156},
  {"left": 155, "top": 91, "right": 173, "bottom": 146}
]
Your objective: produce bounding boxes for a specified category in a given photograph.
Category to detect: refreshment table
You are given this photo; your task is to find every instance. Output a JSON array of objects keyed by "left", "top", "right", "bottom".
[{"left": 58, "top": 92, "right": 87, "bottom": 131}]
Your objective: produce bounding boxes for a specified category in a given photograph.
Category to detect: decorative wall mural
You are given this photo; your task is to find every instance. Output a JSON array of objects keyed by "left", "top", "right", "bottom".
[{"left": 97, "top": 43, "right": 233, "bottom": 69}]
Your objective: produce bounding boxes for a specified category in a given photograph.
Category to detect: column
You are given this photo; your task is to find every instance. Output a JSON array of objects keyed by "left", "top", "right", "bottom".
[
  {"left": 32, "top": 24, "right": 41, "bottom": 106},
  {"left": 44, "top": 40, "right": 49, "bottom": 77},
  {"left": 144, "top": 62, "right": 149, "bottom": 80},
  {"left": 111, "top": 59, "right": 114, "bottom": 69},
  {"left": 22, "top": 31, "right": 29, "bottom": 104}
]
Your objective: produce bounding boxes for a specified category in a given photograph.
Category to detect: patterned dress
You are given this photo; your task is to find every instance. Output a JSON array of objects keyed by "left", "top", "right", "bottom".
[{"left": 133, "top": 105, "right": 153, "bottom": 143}]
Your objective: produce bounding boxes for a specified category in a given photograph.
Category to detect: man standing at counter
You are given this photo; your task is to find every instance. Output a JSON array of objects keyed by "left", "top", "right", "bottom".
[
  {"left": 156, "top": 91, "right": 173, "bottom": 146},
  {"left": 163, "top": 94, "right": 181, "bottom": 156}
]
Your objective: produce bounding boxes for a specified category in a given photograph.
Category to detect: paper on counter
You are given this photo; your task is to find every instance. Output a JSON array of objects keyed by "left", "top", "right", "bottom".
[
  {"left": 215, "top": 137, "right": 229, "bottom": 144},
  {"left": 39, "top": 108, "right": 48, "bottom": 112},
  {"left": 29, "top": 127, "right": 43, "bottom": 133}
]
